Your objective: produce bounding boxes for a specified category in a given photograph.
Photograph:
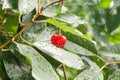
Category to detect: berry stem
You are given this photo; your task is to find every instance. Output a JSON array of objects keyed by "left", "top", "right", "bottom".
[
  {"left": 59, "top": 28, "right": 62, "bottom": 35},
  {"left": 61, "top": 64, "right": 68, "bottom": 80}
]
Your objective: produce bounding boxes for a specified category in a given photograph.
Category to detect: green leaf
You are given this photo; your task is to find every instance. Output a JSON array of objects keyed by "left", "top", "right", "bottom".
[
  {"left": 63, "top": 32, "right": 97, "bottom": 55},
  {"left": 56, "top": 12, "right": 86, "bottom": 24},
  {"left": 64, "top": 41, "right": 94, "bottom": 56},
  {"left": 17, "top": 44, "right": 59, "bottom": 80},
  {"left": 108, "top": 69, "right": 120, "bottom": 80},
  {"left": 99, "top": 44, "right": 120, "bottom": 58},
  {"left": 34, "top": 41, "right": 84, "bottom": 70},
  {"left": 109, "top": 26, "right": 120, "bottom": 44},
  {"left": 3, "top": 51, "right": 33, "bottom": 80},
  {"left": 18, "top": 0, "right": 37, "bottom": 14},
  {"left": 74, "top": 57, "right": 103, "bottom": 80},
  {"left": 47, "top": 19, "right": 84, "bottom": 37},
  {"left": 105, "top": 7, "right": 120, "bottom": 33},
  {"left": 39, "top": 0, "right": 57, "bottom": 17},
  {"left": 2, "top": 0, "right": 18, "bottom": 9}
]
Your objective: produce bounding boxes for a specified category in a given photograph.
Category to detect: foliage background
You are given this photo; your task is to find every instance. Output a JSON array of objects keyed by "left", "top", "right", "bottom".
[{"left": 0, "top": 0, "right": 120, "bottom": 80}]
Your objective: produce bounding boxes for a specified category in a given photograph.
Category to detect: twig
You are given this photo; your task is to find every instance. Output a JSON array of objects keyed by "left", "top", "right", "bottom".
[
  {"left": 99, "top": 61, "right": 120, "bottom": 71},
  {"left": 43, "top": 0, "right": 64, "bottom": 10},
  {"left": 38, "top": 0, "right": 41, "bottom": 14},
  {"left": 96, "top": 55, "right": 106, "bottom": 62},
  {"left": 32, "top": 20, "right": 47, "bottom": 23},
  {"left": 19, "top": 35, "right": 33, "bottom": 46},
  {"left": 0, "top": 40, "right": 11, "bottom": 50}
]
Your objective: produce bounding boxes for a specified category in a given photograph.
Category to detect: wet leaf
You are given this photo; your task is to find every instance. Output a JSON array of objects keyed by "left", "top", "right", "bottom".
[
  {"left": 18, "top": 0, "right": 37, "bottom": 14},
  {"left": 74, "top": 57, "right": 103, "bottom": 80},
  {"left": 3, "top": 51, "right": 33, "bottom": 80},
  {"left": 108, "top": 69, "right": 120, "bottom": 80},
  {"left": 34, "top": 41, "right": 84, "bottom": 70},
  {"left": 17, "top": 44, "right": 59, "bottom": 80}
]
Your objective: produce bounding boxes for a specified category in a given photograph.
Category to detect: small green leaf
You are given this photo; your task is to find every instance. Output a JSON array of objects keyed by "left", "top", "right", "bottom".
[
  {"left": 74, "top": 57, "right": 103, "bottom": 80},
  {"left": 17, "top": 44, "right": 59, "bottom": 80},
  {"left": 108, "top": 69, "right": 120, "bottom": 80}
]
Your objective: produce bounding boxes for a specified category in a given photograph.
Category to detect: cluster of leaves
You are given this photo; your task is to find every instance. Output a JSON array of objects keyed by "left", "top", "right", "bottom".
[{"left": 0, "top": 0, "right": 120, "bottom": 80}]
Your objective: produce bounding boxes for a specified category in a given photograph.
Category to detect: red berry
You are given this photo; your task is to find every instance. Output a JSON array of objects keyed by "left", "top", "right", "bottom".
[{"left": 51, "top": 34, "right": 67, "bottom": 48}]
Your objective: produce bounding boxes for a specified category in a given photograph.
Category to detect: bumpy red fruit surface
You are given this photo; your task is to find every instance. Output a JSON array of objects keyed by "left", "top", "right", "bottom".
[{"left": 51, "top": 34, "right": 67, "bottom": 48}]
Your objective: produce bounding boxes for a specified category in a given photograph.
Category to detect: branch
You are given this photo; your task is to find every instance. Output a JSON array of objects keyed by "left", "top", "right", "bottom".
[
  {"left": 0, "top": 40, "right": 11, "bottom": 50},
  {"left": 99, "top": 61, "right": 120, "bottom": 71}
]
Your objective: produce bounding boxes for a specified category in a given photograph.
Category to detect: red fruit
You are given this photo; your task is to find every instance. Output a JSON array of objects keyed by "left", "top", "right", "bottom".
[{"left": 51, "top": 34, "right": 67, "bottom": 48}]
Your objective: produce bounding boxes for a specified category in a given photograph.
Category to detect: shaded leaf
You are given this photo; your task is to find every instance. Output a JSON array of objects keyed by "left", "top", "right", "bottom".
[
  {"left": 2, "top": 0, "right": 18, "bottom": 9},
  {"left": 99, "top": 44, "right": 120, "bottom": 58},
  {"left": 108, "top": 69, "right": 120, "bottom": 80},
  {"left": 98, "top": 44, "right": 120, "bottom": 62},
  {"left": 17, "top": 44, "right": 59, "bottom": 80},
  {"left": 74, "top": 57, "right": 103, "bottom": 80},
  {"left": 3, "top": 51, "right": 33, "bottom": 80},
  {"left": 4, "top": 14, "right": 18, "bottom": 33},
  {"left": 113, "top": 0, "right": 120, "bottom": 9},
  {"left": 106, "top": 7, "right": 120, "bottom": 33}
]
